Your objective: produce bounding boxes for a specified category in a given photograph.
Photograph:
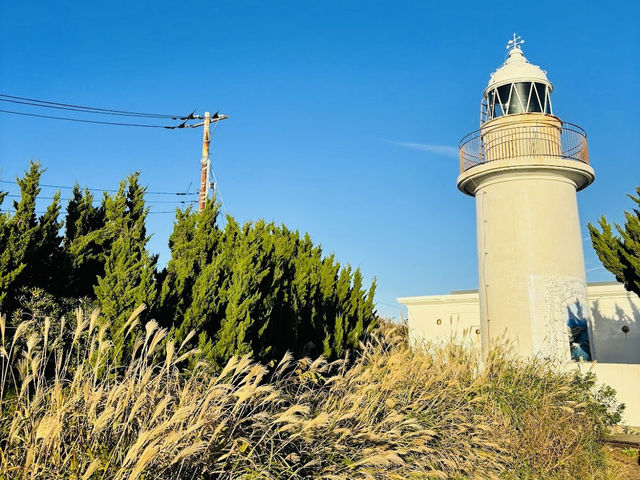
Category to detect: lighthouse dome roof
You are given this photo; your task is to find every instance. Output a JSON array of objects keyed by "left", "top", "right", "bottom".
[{"left": 485, "top": 46, "right": 552, "bottom": 94}]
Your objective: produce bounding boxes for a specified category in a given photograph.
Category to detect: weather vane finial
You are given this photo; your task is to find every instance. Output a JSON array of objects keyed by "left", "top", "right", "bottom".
[{"left": 506, "top": 33, "right": 524, "bottom": 50}]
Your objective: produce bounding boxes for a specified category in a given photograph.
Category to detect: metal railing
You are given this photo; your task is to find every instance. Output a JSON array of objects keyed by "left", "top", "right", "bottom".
[{"left": 459, "top": 121, "right": 589, "bottom": 173}]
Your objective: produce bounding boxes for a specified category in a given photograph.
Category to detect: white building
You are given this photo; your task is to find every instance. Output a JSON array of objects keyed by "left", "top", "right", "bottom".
[
  {"left": 399, "top": 36, "right": 640, "bottom": 426},
  {"left": 398, "top": 282, "right": 640, "bottom": 426},
  {"left": 398, "top": 282, "right": 639, "bottom": 365}
]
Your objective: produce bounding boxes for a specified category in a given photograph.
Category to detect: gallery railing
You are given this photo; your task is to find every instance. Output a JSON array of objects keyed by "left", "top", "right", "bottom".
[{"left": 459, "top": 121, "right": 589, "bottom": 173}]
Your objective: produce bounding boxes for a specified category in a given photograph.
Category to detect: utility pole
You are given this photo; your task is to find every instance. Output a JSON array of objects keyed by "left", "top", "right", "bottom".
[
  {"left": 199, "top": 112, "right": 211, "bottom": 212},
  {"left": 198, "top": 111, "right": 228, "bottom": 212}
]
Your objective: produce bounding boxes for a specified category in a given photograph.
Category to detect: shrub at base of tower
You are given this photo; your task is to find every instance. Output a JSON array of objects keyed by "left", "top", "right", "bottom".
[{"left": 589, "top": 186, "right": 640, "bottom": 299}]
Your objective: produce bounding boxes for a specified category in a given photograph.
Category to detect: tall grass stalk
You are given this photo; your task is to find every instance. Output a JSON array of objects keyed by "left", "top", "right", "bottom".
[{"left": 0, "top": 311, "right": 622, "bottom": 479}]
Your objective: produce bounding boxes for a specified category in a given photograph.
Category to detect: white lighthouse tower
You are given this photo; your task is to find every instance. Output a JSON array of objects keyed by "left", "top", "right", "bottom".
[{"left": 457, "top": 35, "right": 595, "bottom": 361}]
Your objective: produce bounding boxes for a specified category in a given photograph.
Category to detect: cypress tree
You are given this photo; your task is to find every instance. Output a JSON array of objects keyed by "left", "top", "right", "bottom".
[
  {"left": 62, "top": 186, "right": 108, "bottom": 297},
  {"left": 94, "top": 174, "right": 157, "bottom": 362},
  {"left": 27, "top": 193, "right": 64, "bottom": 294},
  {"left": 174, "top": 213, "right": 240, "bottom": 350},
  {"left": 589, "top": 186, "right": 640, "bottom": 298},
  {"left": 0, "top": 161, "right": 42, "bottom": 312},
  {"left": 318, "top": 254, "right": 340, "bottom": 357},
  {"left": 290, "top": 234, "right": 319, "bottom": 350},
  {"left": 0, "top": 191, "right": 17, "bottom": 310},
  {"left": 346, "top": 268, "right": 365, "bottom": 348},
  {"left": 164, "top": 205, "right": 379, "bottom": 367},
  {"left": 158, "top": 199, "right": 221, "bottom": 328},
  {"left": 259, "top": 225, "right": 296, "bottom": 359},
  {"left": 210, "top": 221, "right": 274, "bottom": 363}
]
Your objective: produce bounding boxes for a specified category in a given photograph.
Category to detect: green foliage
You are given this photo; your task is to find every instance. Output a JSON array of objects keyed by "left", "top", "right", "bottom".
[
  {"left": 62, "top": 185, "right": 108, "bottom": 297},
  {"left": 158, "top": 200, "right": 222, "bottom": 332},
  {"left": 589, "top": 186, "right": 640, "bottom": 298},
  {"left": 94, "top": 174, "right": 158, "bottom": 362},
  {"left": 160, "top": 201, "right": 378, "bottom": 367},
  {"left": 0, "top": 161, "right": 51, "bottom": 311},
  {"left": 0, "top": 191, "right": 20, "bottom": 310},
  {"left": 0, "top": 163, "right": 377, "bottom": 370}
]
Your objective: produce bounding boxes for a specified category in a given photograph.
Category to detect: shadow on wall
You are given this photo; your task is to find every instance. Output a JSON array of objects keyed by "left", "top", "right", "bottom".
[
  {"left": 568, "top": 301, "right": 591, "bottom": 362},
  {"left": 590, "top": 298, "right": 640, "bottom": 364}
]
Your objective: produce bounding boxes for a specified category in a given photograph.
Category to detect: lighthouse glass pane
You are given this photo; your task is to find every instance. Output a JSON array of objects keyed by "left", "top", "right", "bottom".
[
  {"left": 544, "top": 86, "right": 552, "bottom": 114},
  {"left": 530, "top": 83, "right": 546, "bottom": 113},
  {"left": 509, "top": 82, "right": 529, "bottom": 114},
  {"left": 486, "top": 89, "right": 504, "bottom": 119},
  {"left": 486, "top": 92, "right": 495, "bottom": 119},
  {"left": 495, "top": 84, "right": 511, "bottom": 116}
]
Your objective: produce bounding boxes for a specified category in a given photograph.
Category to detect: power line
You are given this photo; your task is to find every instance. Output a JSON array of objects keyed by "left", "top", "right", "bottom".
[
  {"left": 0, "top": 95, "right": 229, "bottom": 214},
  {"left": 0, "top": 179, "right": 197, "bottom": 196},
  {"left": 0, "top": 98, "right": 198, "bottom": 121},
  {"left": 0, "top": 108, "right": 184, "bottom": 128},
  {"left": 2, "top": 193, "right": 197, "bottom": 205},
  {"left": 0, "top": 208, "right": 182, "bottom": 215},
  {"left": 0, "top": 94, "right": 196, "bottom": 120}
]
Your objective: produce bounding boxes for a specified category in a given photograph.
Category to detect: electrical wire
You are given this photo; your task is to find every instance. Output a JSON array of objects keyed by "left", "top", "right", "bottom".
[
  {"left": 0, "top": 93, "right": 196, "bottom": 120},
  {"left": 0, "top": 94, "right": 228, "bottom": 211},
  {"left": 0, "top": 208, "right": 181, "bottom": 215},
  {"left": 0, "top": 179, "right": 197, "bottom": 196},
  {"left": 2, "top": 193, "right": 197, "bottom": 205},
  {"left": 0, "top": 108, "right": 185, "bottom": 128}
]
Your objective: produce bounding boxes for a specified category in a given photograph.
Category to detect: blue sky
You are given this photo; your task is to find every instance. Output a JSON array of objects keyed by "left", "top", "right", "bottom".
[{"left": 1, "top": 1, "right": 638, "bottom": 318}]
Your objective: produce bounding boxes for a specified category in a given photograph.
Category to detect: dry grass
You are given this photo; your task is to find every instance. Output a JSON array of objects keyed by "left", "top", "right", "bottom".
[
  {"left": 604, "top": 446, "right": 640, "bottom": 480},
  {"left": 0, "top": 310, "right": 624, "bottom": 479}
]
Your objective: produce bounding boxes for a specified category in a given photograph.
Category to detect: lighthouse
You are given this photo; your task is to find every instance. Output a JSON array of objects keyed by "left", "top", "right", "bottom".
[{"left": 457, "top": 35, "right": 595, "bottom": 362}]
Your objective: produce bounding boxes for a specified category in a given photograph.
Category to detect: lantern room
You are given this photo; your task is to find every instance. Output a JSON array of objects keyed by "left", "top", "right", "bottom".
[
  {"left": 458, "top": 35, "right": 591, "bottom": 178},
  {"left": 481, "top": 35, "right": 553, "bottom": 124}
]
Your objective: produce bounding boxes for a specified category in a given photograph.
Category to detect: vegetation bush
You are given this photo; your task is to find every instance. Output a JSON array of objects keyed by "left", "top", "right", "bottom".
[
  {"left": 0, "top": 311, "right": 624, "bottom": 479},
  {"left": 589, "top": 185, "right": 640, "bottom": 299},
  {"left": 0, "top": 161, "right": 376, "bottom": 367}
]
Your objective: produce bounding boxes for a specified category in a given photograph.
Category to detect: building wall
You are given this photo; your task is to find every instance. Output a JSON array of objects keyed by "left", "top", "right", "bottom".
[
  {"left": 472, "top": 163, "right": 590, "bottom": 360},
  {"left": 398, "top": 282, "right": 640, "bottom": 426},
  {"left": 578, "top": 362, "right": 640, "bottom": 429},
  {"left": 398, "top": 282, "right": 639, "bottom": 363},
  {"left": 588, "top": 283, "right": 640, "bottom": 364},
  {"left": 400, "top": 291, "right": 482, "bottom": 348}
]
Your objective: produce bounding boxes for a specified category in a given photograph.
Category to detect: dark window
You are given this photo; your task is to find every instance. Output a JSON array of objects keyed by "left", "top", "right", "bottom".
[
  {"left": 509, "top": 82, "right": 529, "bottom": 114},
  {"left": 486, "top": 82, "right": 552, "bottom": 120},
  {"left": 495, "top": 84, "right": 511, "bottom": 116},
  {"left": 531, "top": 83, "right": 546, "bottom": 113}
]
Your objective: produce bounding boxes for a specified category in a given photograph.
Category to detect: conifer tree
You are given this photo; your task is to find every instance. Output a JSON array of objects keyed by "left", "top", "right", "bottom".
[
  {"left": 211, "top": 221, "right": 275, "bottom": 362},
  {"left": 62, "top": 186, "right": 108, "bottom": 297},
  {"left": 0, "top": 191, "right": 15, "bottom": 309},
  {"left": 27, "top": 193, "right": 64, "bottom": 294},
  {"left": 0, "top": 161, "right": 43, "bottom": 311},
  {"left": 589, "top": 186, "right": 640, "bottom": 298},
  {"left": 318, "top": 254, "right": 341, "bottom": 357},
  {"left": 94, "top": 174, "right": 157, "bottom": 362},
  {"left": 158, "top": 200, "right": 221, "bottom": 328},
  {"left": 259, "top": 225, "right": 296, "bottom": 358},
  {"left": 163, "top": 203, "right": 379, "bottom": 368},
  {"left": 171, "top": 212, "right": 238, "bottom": 349},
  {"left": 0, "top": 162, "right": 380, "bottom": 367}
]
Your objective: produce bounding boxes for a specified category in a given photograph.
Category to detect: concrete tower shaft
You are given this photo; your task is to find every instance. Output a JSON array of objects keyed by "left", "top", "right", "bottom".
[{"left": 457, "top": 39, "right": 595, "bottom": 361}]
